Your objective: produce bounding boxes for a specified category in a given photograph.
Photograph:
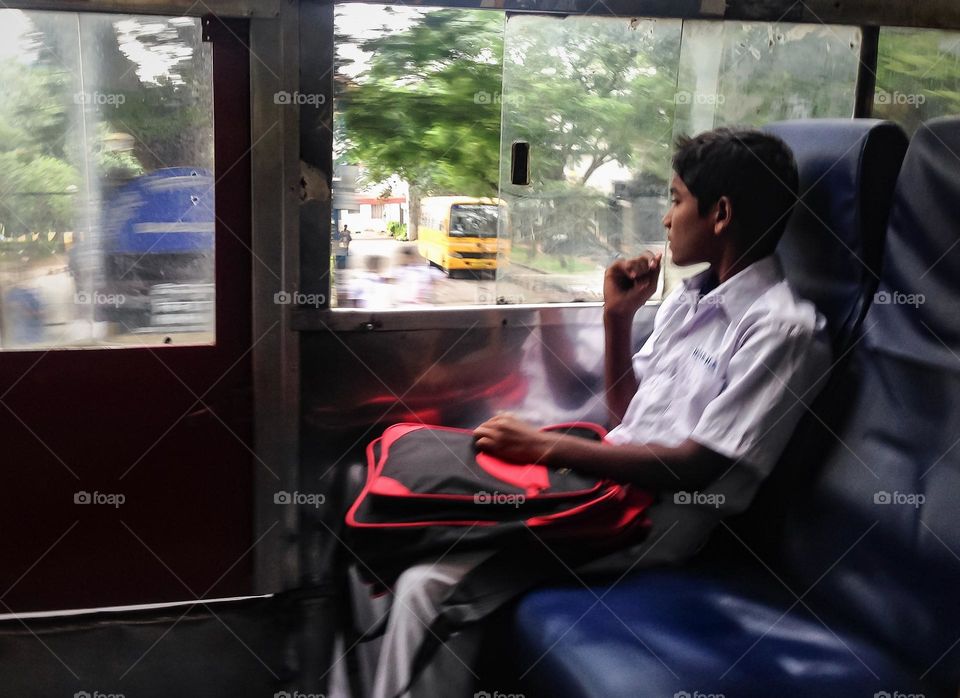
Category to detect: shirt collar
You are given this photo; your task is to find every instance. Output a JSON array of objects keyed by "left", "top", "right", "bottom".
[{"left": 680, "top": 255, "right": 785, "bottom": 320}]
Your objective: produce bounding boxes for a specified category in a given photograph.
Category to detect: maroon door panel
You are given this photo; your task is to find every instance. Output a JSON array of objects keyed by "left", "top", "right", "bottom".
[{"left": 0, "top": 19, "right": 255, "bottom": 612}]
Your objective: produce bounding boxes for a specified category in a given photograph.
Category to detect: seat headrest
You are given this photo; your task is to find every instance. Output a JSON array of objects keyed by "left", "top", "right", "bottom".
[
  {"left": 867, "top": 116, "right": 960, "bottom": 371},
  {"left": 764, "top": 119, "right": 908, "bottom": 350}
]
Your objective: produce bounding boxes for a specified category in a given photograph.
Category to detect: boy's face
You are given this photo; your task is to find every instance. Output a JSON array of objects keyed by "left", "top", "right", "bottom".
[{"left": 663, "top": 174, "right": 717, "bottom": 266}]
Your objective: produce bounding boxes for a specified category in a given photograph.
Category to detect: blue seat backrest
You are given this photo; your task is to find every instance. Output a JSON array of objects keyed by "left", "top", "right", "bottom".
[
  {"left": 716, "top": 120, "right": 909, "bottom": 556},
  {"left": 781, "top": 117, "right": 960, "bottom": 690},
  {"left": 868, "top": 117, "right": 960, "bottom": 368},
  {"left": 764, "top": 119, "right": 908, "bottom": 351}
]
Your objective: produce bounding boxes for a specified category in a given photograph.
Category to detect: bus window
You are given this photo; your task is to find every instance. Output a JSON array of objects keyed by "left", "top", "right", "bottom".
[
  {"left": 333, "top": 6, "right": 862, "bottom": 307},
  {"left": 450, "top": 204, "right": 498, "bottom": 237},
  {"left": 0, "top": 11, "right": 215, "bottom": 349},
  {"left": 332, "top": 5, "right": 506, "bottom": 307},
  {"left": 873, "top": 27, "right": 960, "bottom": 135},
  {"left": 661, "top": 20, "right": 861, "bottom": 292}
]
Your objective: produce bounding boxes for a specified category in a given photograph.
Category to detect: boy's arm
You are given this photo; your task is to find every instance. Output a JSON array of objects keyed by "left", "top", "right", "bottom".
[
  {"left": 603, "top": 252, "right": 662, "bottom": 425},
  {"left": 473, "top": 414, "right": 731, "bottom": 492}
]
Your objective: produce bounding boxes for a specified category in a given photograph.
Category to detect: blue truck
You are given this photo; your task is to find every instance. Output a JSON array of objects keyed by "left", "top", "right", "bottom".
[{"left": 88, "top": 166, "right": 216, "bottom": 330}]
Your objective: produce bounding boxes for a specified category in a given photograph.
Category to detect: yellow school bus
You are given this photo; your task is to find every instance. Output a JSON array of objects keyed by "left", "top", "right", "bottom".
[{"left": 417, "top": 196, "right": 509, "bottom": 276}]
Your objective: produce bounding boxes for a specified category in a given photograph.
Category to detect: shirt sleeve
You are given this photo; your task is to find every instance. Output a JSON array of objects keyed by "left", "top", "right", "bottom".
[{"left": 688, "top": 318, "right": 832, "bottom": 476}]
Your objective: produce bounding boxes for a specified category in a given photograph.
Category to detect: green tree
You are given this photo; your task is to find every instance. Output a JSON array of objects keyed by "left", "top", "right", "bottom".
[
  {"left": 0, "top": 57, "right": 78, "bottom": 243},
  {"left": 338, "top": 9, "right": 505, "bottom": 238},
  {"left": 338, "top": 11, "right": 682, "bottom": 248},
  {"left": 874, "top": 28, "right": 960, "bottom": 134}
]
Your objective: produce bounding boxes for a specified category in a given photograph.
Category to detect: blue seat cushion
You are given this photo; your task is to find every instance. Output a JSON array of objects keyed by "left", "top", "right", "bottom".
[{"left": 512, "top": 567, "right": 929, "bottom": 698}]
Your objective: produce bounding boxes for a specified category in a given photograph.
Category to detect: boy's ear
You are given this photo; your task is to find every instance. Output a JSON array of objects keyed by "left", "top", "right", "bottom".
[{"left": 713, "top": 196, "right": 733, "bottom": 235}]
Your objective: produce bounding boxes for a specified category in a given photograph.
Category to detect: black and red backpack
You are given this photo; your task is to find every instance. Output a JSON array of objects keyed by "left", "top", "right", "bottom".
[{"left": 345, "top": 421, "right": 653, "bottom": 585}]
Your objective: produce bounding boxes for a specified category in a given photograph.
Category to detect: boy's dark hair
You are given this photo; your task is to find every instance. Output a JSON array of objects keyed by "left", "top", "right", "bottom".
[{"left": 672, "top": 128, "right": 799, "bottom": 257}]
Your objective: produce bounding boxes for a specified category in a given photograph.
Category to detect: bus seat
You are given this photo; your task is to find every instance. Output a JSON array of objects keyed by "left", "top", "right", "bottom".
[
  {"left": 780, "top": 115, "right": 960, "bottom": 694},
  {"left": 765, "top": 118, "right": 908, "bottom": 351},
  {"left": 505, "top": 118, "right": 940, "bottom": 698},
  {"left": 710, "top": 120, "right": 909, "bottom": 562}
]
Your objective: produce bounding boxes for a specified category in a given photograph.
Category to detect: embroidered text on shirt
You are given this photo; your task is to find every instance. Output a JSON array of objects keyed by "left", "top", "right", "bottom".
[{"left": 691, "top": 346, "right": 719, "bottom": 371}]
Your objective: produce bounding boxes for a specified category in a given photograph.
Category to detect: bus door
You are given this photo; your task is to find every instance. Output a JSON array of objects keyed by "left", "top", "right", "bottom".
[{"left": 0, "top": 11, "right": 256, "bottom": 611}]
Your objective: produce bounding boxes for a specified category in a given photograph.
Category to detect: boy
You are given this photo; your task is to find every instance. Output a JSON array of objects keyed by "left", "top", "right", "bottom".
[{"left": 369, "top": 128, "right": 832, "bottom": 698}]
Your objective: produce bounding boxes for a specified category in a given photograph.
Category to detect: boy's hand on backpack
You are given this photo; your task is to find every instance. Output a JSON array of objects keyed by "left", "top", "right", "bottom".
[{"left": 474, "top": 414, "right": 553, "bottom": 465}]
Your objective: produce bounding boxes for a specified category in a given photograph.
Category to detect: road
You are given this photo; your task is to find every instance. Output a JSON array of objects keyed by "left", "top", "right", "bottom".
[{"left": 337, "top": 234, "right": 609, "bottom": 306}]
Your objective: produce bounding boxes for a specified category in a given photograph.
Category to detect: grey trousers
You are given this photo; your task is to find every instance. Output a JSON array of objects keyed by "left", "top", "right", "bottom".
[{"left": 370, "top": 550, "right": 492, "bottom": 698}]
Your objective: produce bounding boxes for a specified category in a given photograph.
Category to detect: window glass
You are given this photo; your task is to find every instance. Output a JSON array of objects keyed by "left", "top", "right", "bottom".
[
  {"left": 333, "top": 5, "right": 505, "bottom": 307},
  {"left": 332, "top": 8, "right": 860, "bottom": 307},
  {"left": 874, "top": 27, "right": 960, "bottom": 134},
  {"left": 664, "top": 21, "right": 861, "bottom": 292},
  {"left": 495, "top": 15, "right": 682, "bottom": 304},
  {"left": 0, "top": 11, "right": 214, "bottom": 349}
]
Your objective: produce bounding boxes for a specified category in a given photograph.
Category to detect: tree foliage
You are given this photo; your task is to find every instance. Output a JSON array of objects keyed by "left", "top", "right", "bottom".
[
  {"left": 0, "top": 12, "right": 211, "bottom": 245},
  {"left": 874, "top": 28, "right": 960, "bottom": 133},
  {"left": 338, "top": 9, "right": 504, "bottom": 198}
]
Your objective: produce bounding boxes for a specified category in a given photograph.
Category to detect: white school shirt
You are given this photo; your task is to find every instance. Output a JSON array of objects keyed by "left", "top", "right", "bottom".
[{"left": 602, "top": 254, "right": 832, "bottom": 565}]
